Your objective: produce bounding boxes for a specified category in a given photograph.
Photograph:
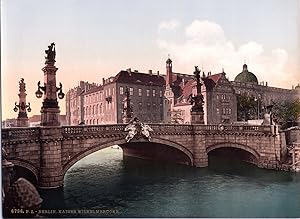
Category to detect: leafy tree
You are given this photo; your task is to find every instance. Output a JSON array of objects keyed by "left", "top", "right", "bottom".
[
  {"left": 271, "top": 99, "right": 300, "bottom": 128},
  {"left": 237, "top": 94, "right": 261, "bottom": 121}
]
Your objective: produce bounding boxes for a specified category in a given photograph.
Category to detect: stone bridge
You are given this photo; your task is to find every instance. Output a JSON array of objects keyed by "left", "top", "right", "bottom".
[{"left": 2, "top": 124, "right": 287, "bottom": 189}]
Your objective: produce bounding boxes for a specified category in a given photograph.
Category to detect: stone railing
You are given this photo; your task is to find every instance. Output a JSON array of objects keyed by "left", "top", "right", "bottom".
[
  {"left": 193, "top": 124, "right": 272, "bottom": 133},
  {"left": 2, "top": 123, "right": 273, "bottom": 141},
  {"left": 62, "top": 124, "right": 127, "bottom": 136},
  {"left": 1, "top": 127, "right": 40, "bottom": 140}
]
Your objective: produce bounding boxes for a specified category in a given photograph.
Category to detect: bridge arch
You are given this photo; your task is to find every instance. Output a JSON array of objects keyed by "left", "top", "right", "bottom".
[
  {"left": 62, "top": 137, "right": 194, "bottom": 176},
  {"left": 8, "top": 159, "right": 39, "bottom": 182},
  {"left": 206, "top": 142, "right": 260, "bottom": 164}
]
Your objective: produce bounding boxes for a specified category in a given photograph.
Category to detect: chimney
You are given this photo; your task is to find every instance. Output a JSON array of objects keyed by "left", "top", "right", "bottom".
[
  {"left": 102, "top": 78, "right": 105, "bottom": 85},
  {"left": 157, "top": 71, "right": 160, "bottom": 76},
  {"left": 127, "top": 68, "right": 132, "bottom": 76},
  {"left": 148, "top": 70, "right": 152, "bottom": 75},
  {"left": 266, "top": 82, "right": 268, "bottom": 86},
  {"left": 134, "top": 70, "right": 138, "bottom": 73},
  {"left": 80, "top": 81, "right": 84, "bottom": 88}
]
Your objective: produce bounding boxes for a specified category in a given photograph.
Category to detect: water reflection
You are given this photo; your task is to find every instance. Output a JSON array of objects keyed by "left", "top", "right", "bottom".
[{"left": 39, "top": 148, "right": 300, "bottom": 218}]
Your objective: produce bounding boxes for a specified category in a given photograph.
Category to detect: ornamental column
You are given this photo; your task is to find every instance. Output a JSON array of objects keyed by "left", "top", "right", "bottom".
[
  {"left": 13, "top": 78, "right": 31, "bottom": 127},
  {"left": 35, "top": 43, "right": 65, "bottom": 126},
  {"left": 190, "top": 66, "right": 205, "bottom": 124}
]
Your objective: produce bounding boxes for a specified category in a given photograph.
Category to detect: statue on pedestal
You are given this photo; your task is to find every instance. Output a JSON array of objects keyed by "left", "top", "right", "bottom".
[
  {"left": 45, "top": 42, "right": 56, "bottom": 64},
  {"left": 191, "top": 66, "right": 204, "bottom": 113}
]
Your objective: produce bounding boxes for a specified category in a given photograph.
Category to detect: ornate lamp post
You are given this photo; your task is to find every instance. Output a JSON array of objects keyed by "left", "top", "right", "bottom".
[
  {"left": 35, "top": 43, "right": 65, "bottom": 126},
  {"left": 13, "top": 78, "right": 31, "bottom": 127},
  {"left": 190, "top": 66, "right": 205, "bottom": 124},
  {"left": 122, "top": 87, "right": 133, "bottom": 123}
]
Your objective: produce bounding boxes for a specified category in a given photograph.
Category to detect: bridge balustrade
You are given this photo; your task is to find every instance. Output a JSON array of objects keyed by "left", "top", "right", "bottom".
[
  {"left": 1, "top": 124, "right": 273, "bottom": 141},
  {"left": 62, "top": 124, "right": 126, "bottom": 136},
  {"left": 1, "top": 127, "right": 40, "bottom": 140}
]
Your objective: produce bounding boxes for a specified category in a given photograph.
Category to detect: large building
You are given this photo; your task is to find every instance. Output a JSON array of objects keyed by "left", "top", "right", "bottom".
[
  {"left": 66, "top": 69, "right": 165, "bottom": 125},
  {"left": 164, "top": 60, "right": 299, "bottom": 124},
  {"left": 66, "top": 58, "right": 300, "bottom": 125}
]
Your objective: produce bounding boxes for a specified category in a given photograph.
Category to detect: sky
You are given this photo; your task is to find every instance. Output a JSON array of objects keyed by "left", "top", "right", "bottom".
[{"left": 1, "top": 0, "right": 300, "bottom": 120}]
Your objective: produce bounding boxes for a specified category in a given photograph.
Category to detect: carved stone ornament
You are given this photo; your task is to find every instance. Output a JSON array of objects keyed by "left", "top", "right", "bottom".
[{"left": 124, "top": 117, "right": 153, "bottom": 142}]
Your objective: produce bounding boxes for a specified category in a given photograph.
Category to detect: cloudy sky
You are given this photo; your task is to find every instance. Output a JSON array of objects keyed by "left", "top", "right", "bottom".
[{"left": 1, "top": 0, "right": 300, "bottom": 120}]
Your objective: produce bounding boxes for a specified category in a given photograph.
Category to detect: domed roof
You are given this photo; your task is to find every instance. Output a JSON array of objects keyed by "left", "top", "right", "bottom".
[{"left": 234, "top": 64, "right": 258, "bottom": 84}]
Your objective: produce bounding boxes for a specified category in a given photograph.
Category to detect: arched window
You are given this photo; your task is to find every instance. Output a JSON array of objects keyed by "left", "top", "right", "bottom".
[
  {"left": 93, "top": 105, "right": 95, "bottom": 114},
  {"left": 97, "top": 119, "right": 99, "bottom": 124},
  {"left": 96, "top": 104, "right": 99, "bottom": 114}
]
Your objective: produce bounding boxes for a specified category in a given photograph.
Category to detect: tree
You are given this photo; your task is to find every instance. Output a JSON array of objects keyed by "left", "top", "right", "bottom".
[
  {"left": 272, "top": 99, "right": 300, "bottom": 128},
  {"left": 237, "top": 94, "right": 261, "bottom": 121}
]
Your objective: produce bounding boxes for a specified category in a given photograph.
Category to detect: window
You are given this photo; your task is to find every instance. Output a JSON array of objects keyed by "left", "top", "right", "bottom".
[
  {"left": 120, "top": 87, "right": 124, "bottom": 95},
  {"left": 93, "top": 105, "right": 95, "bottom": 114},
  {"left": 217, "top": 95, "right": 219, "bottom": 100},
  {"left": 138, "top": 88, "right": 142, "bottom": 96},
  {"left": 96, "top": 104, "right": 98, "bottom": 114},
  {"left": 100, "top": 103, "right": 103, "bottom": 114},
  {"left": 153, "top": 103, "right": 156, "bottom": 109},
  {"left": 147, "top": 89, "right": 150, "bottom": 96},
  {"left": 159, "top": 91, "right": 162, "bottom": 97},
  {"left": 108, "top": 88, "right": 111, "bottom": 96},
  {"left": 138, "top": 102, "right": 142, "bottom": 110},
  {"left": 129, "top": 87, "right": 133, "bottom": 96},
  {"left": 112, "top": 88, "right": 115, "bottom": 95},
  {"left": 152, "top": 89, "right": 156, "bottom": 97},
  {"left": 217, "top": 108, "right": 220, "bottom": 114},
  {"left": 223, "top": 108, "right": 226, "bottom": 114},
  {"left": 229, "top": 108, "right": 232, "bottom": 114}
]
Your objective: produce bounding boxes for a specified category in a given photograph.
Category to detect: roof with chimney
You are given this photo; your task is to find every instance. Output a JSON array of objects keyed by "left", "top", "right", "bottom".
[
  {"left": 174, "top": 72, "right": 228, "bottom": 107},
  {"left": 112, "top": 70, "right": 165, "bottom": 86}
]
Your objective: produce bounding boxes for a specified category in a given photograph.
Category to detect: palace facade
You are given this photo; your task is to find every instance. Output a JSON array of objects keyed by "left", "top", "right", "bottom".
[{"left": 66, "top": 59, "right": 300, "bottom": 125}]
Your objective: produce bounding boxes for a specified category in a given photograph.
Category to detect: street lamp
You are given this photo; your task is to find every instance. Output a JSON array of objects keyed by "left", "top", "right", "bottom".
[
  {"left": 14, "top": 102, "right": 31, "bottom": 113},
  {"left": 35, "top": 81, "right": 45, "bottom": 98},
  {"left": 57, "top": 83, "right": 65, "bottom": 99},
  {"left": 254, "top": 97, "right": 260, "bottom": 119}
]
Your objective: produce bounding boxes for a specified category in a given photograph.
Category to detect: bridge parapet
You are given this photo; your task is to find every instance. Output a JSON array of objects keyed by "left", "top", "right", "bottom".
[
  {"left": 62, "top": 124, "right": 127, "bottom": 136},
  {"left": 193, "top": 124, "right": 272, "bottom": 134},
  {"left": 2, "top": 127, "right": 40, "bottom": 140}
]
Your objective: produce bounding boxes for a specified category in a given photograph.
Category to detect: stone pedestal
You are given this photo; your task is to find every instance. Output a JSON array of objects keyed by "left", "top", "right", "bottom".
[
  {"left": 40, "top": 106, "right": 60, "bottom": 126},
  {"left": 191, "top": 111, "right": 204, "bottom": 124},
  {"left": 17, "top": 116, "right": 29, "bottom": 127},
  {"left": 40, "top": 64, "right": 61, "bottom": 126}
]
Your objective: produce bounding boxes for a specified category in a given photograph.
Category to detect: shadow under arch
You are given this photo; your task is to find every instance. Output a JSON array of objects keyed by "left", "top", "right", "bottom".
[
  {"left": 8, "top": 159, "right": 39, "bottom": 184},
  {"left": 206, "top": 142, "right": 260, "bottom": 166},
  {"left": 62, "top": 137, "right": 194, "bottom": 176}
]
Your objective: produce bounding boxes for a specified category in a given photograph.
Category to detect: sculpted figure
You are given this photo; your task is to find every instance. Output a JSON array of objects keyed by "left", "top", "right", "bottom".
[
  {"left": 141, "top": 123, "right": 153, "bottom": 141},
  {"left": 45, "top": 42, "right": 56, "bottom": 63},
  {"left": 262, "top": 113, "right": 271, "bottom": 125},
  {"left": 125, "top": 123, "right": 138, "bottom": 142}
]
